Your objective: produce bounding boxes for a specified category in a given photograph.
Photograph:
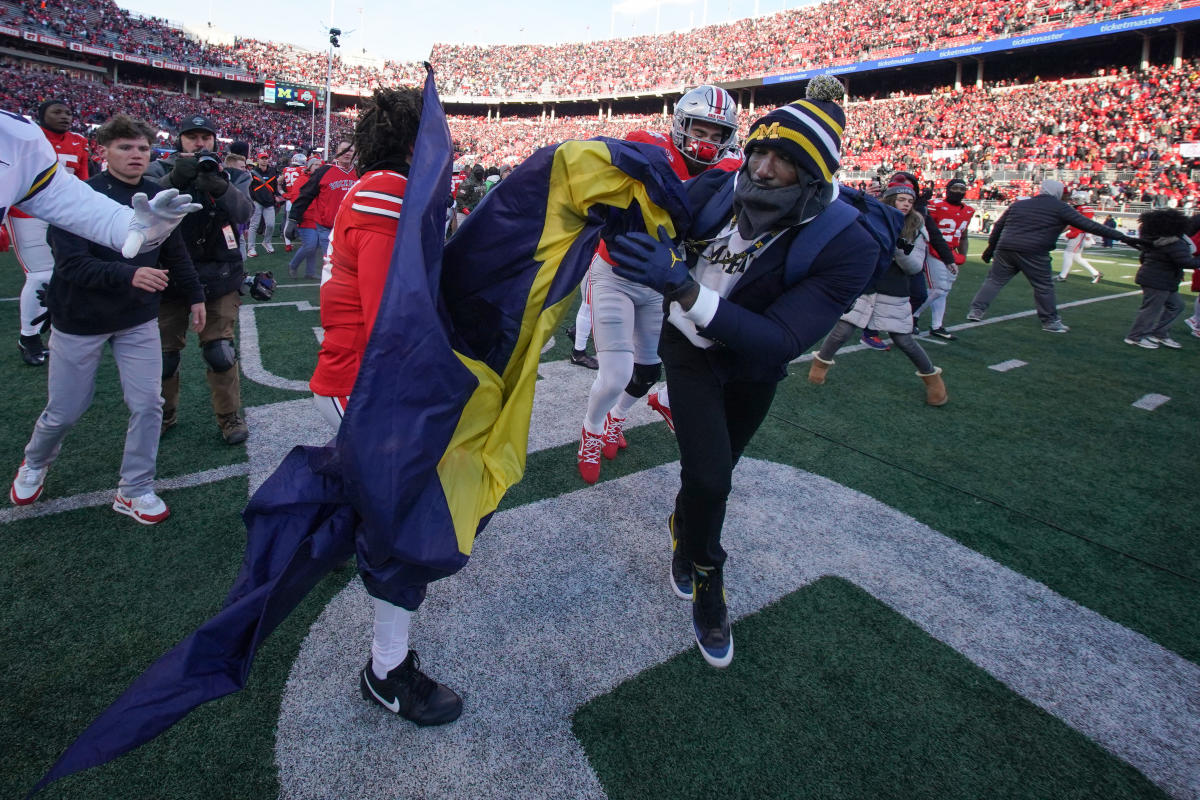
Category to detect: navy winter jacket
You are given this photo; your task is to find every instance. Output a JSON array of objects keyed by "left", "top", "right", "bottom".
[{"left": 988, "top": 193, "right": 1126, "bottom": 255}]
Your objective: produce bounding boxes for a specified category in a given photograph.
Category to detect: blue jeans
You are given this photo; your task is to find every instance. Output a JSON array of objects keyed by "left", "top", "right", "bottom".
[{"left": 288, "top": 225, "right": 329, "bottom": 279}]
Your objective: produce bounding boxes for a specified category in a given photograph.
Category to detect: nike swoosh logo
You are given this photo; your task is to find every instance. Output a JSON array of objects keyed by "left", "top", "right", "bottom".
[{"left": 365, "top": 675, "right": 400, "bottom": 713}]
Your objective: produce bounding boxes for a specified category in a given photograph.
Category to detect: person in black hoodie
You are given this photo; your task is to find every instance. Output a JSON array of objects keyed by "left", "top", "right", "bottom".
[
  {"left": 1124, "top": 208, "right": 1197, "bottom": 349},
  {"left": 10, "top": 115, "right": 205, "bottom": 524}
]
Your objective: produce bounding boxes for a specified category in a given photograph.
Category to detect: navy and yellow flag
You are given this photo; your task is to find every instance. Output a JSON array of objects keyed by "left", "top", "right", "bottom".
[{"left": 30, "top": 69, "right": 689, "bottom": 795}]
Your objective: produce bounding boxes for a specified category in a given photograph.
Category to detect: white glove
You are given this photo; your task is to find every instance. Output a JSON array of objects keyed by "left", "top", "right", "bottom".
[{"left": 121, "top": 189, "right": 202, "bottom": 259}]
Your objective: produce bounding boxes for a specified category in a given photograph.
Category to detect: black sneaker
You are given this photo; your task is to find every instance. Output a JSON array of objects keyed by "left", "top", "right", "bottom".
[
  {"left": 668, "top": 514, "right": 692, "bottom": 600},
  {"left": 929, "top": 327, "right": 957, "bottom": 341},
  {"left": 359, "top": 651, "right": 463, "bottom": 726},
  {"left": 18, "top": 334, "right": 46, "bottom": 366},
  {"left": 569, "top": 349, "right": 599, "bottom": 369},
  {"left": 565, "top": 325, "right": 577, "bottom": 342},
  {"left": 692, "top": 567, "right": 733, "bottom": 667}
]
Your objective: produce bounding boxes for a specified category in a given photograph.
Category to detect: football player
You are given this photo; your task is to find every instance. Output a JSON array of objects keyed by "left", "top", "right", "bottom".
[
  {"left": 279, "top": 152, "right": 308, "bottom": 252},
  {"left": 309, "top": 87, "right": 462, "bottom": 727},
  {"left": 914, "top": 178, "right": 974, "bottom": 340},
  {"left": 576, "top": 85, "right": 740, "bottom": 484},
  {"left": 1056, "top": 190, "right": 1102, "bottom": 283},
  {"left": 7, "top": 100, "right": 93, "bottom": 364}
]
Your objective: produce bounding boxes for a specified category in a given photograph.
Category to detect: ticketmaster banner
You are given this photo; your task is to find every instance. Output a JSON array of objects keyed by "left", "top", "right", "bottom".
[{"left": 764, "top": 7, "right": 1200, "bottom": 85}]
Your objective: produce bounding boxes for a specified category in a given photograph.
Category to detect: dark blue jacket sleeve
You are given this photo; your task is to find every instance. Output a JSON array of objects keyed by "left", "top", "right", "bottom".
[{"left": 699, "top": 222, "right": 879, "bottom": 365}]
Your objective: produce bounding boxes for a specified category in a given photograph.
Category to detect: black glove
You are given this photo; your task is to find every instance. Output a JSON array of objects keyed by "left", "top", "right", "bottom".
[
  {"left": 166, "top": 157, "right": 199, "bottom": 191},
  {"left": 194, "top": 170, "right": 229, "bottom": 198},
  {"left": 1118, "top": 234, "right": 1145, "bottom": 249},
  {"left": 608, "top": 225, "right": 694, "bottom": 297},
  {"left": 896, "top": 238, "right": 915, "bottom": 255},
  {"left": 284, "top": 219, "right": 299, "bottom": 240},
  {"left": 980, "top": 247, "right": 994, "bottom": 263}
]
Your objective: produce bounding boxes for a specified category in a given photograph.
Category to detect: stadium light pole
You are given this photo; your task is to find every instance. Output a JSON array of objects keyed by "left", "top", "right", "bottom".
[{"left": 324, "top": 26, "right": 341, "bottom": 159}]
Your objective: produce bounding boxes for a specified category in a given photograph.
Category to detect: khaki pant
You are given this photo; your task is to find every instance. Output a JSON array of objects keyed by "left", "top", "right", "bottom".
[{"left": 159, "top": 290, "right": 242, "bottom": 423}]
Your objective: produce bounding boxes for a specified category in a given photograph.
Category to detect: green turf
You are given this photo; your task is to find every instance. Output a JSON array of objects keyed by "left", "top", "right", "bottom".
[
  {"left": 572, "top": 576, "right": 1169, "bottom": 800},
  {"left": 0, "top": 477, "right": 356, "bottom": 800}
]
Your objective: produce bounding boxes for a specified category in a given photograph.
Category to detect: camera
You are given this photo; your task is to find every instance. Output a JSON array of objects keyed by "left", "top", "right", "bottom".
[{"left": 195, "top": 150, "right": 220, "bottom": 172}]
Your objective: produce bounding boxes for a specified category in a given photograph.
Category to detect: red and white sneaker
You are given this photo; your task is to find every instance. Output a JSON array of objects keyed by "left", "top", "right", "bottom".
[
  {"left": 577, "top": 427, "right": 603, "bottom": 484},
  {"left": 284, "top": 244, "right": 293, "bottom": 253},
  {"left": 602, "top": 413, "right": 627, "bottom": 460},
  {"left": 262, "top": 242, "right": 275, "bottom": 254},
  {"left": 112, "top": 491, "right": 171, "bottom": 525},
  {"left": 247, "top": 249, "right": 258, "bottom": 258},
  {"left": 647, "top": 390, "right": 674, "bottom": 432},
  {"left": 10, "top": 461, "right": 47, "bottom": 505}
]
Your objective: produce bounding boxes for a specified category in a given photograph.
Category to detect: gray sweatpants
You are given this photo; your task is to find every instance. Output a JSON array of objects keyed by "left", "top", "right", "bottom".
[
  {"left": 23, "top": 320, "right": 163, "bottom": 497},
  {"left": 969, "top": 249, "right": 1061, "bottom": 324},
  {"left": 1127, "top": 288, "right": 1183, "bottom": 340},
  {"left": 248, "top": 203, "right": 276, "bottom": 251}
]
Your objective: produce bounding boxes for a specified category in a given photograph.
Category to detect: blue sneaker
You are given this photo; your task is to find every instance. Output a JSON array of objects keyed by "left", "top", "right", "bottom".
[
  {"left": 692, "top": 566, "right": 733, "bottom": 668},
  {"left": 669, "top": 514, "right": 691, "bottom": 600},
  {"left": 860, "top": 334, "right": 890, "bottom": 351}
]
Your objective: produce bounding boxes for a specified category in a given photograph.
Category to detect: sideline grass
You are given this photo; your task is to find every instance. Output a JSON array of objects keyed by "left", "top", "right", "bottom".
[{"left": 574, "top": 577, "right": 1169, "bottom": 800}]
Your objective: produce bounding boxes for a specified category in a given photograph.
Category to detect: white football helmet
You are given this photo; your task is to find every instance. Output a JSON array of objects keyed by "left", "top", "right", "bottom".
[
  {"left": 671, "top": 85, "right": 739, "bottom": 166},
  {"left": 1070, "top": 190, "right": 1089, "bottom": 204}
]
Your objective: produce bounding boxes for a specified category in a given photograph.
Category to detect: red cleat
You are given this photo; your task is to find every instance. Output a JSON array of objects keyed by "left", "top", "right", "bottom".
[
  {"left": 602, "top": 413, "right": 627, "bottom": 460},
  {"left": 577, "top": 427, "right": 603, "bottom": 484},
  {"left": 647, "top": 391, "right": 674, "bottom": 432}
]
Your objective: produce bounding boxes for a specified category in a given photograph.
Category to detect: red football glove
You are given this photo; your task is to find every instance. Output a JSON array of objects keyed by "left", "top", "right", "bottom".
[{"left": 953, "top": 251, "right": 966, "bottom": 266}]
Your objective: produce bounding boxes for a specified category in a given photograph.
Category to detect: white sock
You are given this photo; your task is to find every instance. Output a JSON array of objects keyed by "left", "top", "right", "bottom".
[
  {"left": 371, "top": 596, "right": 412, "bottom": 679},
  {"left": 613, "top": 391, "right": 637, "bottom": 417},
  {"left": 930, "top": 294, "right": 948, "bottom": 330},
  {"left": 584, "top": 350, "right": 633, "bottom": 434},
  {"left": 657, "top": 385, "right": 669, "bottom": 407},
  {"left": 574, "top": 283, "right": 592, "bottom": 351}
]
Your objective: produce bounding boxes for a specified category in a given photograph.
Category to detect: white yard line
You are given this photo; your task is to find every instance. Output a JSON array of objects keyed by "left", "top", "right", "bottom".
[{"left": 1132, "top": 394, "right": 1170, "bottom": 411}]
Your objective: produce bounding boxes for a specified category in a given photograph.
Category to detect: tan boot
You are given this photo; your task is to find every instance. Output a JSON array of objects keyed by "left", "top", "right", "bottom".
[
  {"left": 808, "top": 353, "right": 835, "bottom": 385},
  {"left": 918, "top": 366, "right": 948, "bottom": 406}
]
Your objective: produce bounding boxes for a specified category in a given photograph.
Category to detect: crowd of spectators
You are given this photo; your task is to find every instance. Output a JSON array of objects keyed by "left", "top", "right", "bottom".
[
  {"left": 4, "top": 55, "right": 1196, "bottom": 209},
  {"left": 0, "top": 0, "right": 1189, "bottom": 97}
]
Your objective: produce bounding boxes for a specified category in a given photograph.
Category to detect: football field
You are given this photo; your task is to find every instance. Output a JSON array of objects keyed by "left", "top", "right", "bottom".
[{"left": 1, "top": 244, "right": 1197, "bottom": 800}]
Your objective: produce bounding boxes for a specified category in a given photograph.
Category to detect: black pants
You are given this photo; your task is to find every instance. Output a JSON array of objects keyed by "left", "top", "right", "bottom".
[{"left": 660, "top": 326, "right": 777, "bottom": 570}]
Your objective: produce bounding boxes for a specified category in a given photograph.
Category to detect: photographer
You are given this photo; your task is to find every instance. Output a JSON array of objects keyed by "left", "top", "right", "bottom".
[{"left": 145, "top": 114, "right": 253, "bottom": 444}]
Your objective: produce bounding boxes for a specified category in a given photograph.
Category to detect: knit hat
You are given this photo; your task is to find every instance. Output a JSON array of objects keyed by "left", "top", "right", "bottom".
[
  {"left": 744, "top": 82, "right": 845, "bottom": 184},
  {"left": 36, "top": 98, "right": 70, "bottom": 124},
  {"left": 1039, "top": 179, "right": 1065, "bottom": 198},
  {"left": 229, "top": 141, "right": 250, "bottom": 158},
  {"left": 882, "top": 178, "right": 916, "bottom": 201},
  {"left": 946, "top": 178, "right": 968, "bottom": 192}
]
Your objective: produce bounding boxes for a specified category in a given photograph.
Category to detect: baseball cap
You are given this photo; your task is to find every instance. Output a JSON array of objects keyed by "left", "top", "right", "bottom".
[{"left": 180, "top": 113, "right": 217, "bottom": 137}]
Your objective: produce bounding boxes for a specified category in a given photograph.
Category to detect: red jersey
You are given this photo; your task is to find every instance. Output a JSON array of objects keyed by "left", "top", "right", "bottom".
[
  {"left": 1065, "top": 204, "right": 1094, "bottom": 239},
  {"left": 926, "top": 199, "right": 975, "bottom": 250},
  {"left": 11, "top": 126, "right": 90, "bottom": 220},
  {"left": 281, "top": 165, "right": 307, "bottom": 202},
  {"left": 450, "top": 170, "right": 466, "bottom": 199},
  {"left": 295, "top": 163, "right": 358, "bottom": 229},
  {"left": 309, "top": 170, "right": 406, "bottom": 397}
]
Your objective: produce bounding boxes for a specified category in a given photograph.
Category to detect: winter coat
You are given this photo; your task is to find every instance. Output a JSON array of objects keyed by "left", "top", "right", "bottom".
[
  {"left": 1136, "top": 236, "right": 1198, "bottom": 291},
  {"left": 988, "top": 194, "right": 1125, "bottom": 255}
]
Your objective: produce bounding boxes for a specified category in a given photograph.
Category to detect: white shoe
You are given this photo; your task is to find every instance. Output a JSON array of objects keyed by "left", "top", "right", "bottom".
[
  {"left": 10, "top": 461, "right": 47, "bottom": 505},
  {"left": 247, "top": 249, "right": 258, "bottom": 258},
  {"left": 1184, "top": 317, "right": 1199, "bottom": 333},
  {"left": 113, "top": 491, "right": 170, "bottom": 524},
  {"left": 262, "top": 243, "right": 275, "bottom": 253},
  {"left": 1148, "top": 336, "right": 1182, "bottom": 349},
  {"left": 1124, "top": 337, "right": 1159, "bottom": 349}
]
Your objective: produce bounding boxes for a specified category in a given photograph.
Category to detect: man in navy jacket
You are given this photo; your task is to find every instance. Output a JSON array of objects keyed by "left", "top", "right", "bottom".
[
  {"left": 609, "top": 79, "right": 878, "bottom": 667},
  {"left": 10, "top": 114, "right": 205, "bottom": 524}
]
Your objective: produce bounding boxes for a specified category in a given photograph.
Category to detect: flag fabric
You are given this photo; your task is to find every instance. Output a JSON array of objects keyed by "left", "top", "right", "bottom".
[{"left": 30, "top": 69, "right": 690, "bottom": 795}]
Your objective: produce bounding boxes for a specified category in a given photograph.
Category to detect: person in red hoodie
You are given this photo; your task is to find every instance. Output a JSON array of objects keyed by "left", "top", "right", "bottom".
[
  {"left": 284, "top": 142, "right": 357, "bottom": 279},
  {"left": 279, "top": 152, "right": 308, "bottom": 252},
  {"left": 5, "top": 99, "right": 92, "bottom": 365}
]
